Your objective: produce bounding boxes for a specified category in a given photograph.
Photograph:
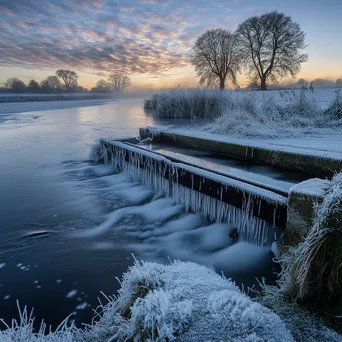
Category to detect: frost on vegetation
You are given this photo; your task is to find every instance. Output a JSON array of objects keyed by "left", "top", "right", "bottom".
[
  {"left": 3, "top": 260, "right": 339, "bottom": 341},
  {"left": 0, "top": 302, "right": 76, "bottom": 342},
  {"left": 325, "top": 89, "right": 342, "bottom": 120},
  {"left": 81, "top": 259, "right": 293, "bottom": 342},
  {"left": 279, "top": 172, "right": 342, "bottom": 307},
  {"left": 145, "top": 87, "right": 342, "bottom": 138},
  {"left": 204, "top": 88, "right": 336, "bottom": 138},
  {"left": 144, "top": 88, "right": 231, "bottom": 118},
  {"left": 258, "top": 285, "right": 342, "bottom": 342},
  {"left": 88, "top": 139, "right": 103, "bottom": 162}
]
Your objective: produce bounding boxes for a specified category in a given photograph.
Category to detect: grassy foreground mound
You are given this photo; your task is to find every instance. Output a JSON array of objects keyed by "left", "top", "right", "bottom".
[
  {"left": 0, "top": 261, "right": 293, "bottom": 341},
  {"left": 81, "top": 260, "right": 293, "bottom": 341}
]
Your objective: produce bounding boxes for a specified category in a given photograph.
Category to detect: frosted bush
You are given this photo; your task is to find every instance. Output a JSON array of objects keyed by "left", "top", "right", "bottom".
[
  {"left": 146, "top": 87, "right": 342, "bottom": 138},
  {"left": 2, "top": 260, "right": 341, "bottom": 341},
  {"left": 88, "top": 139, "right": 103, "bottom": 162},
  {"left": 144, "top": 88, "right": 232, "bottom": 118},
  {"left": 279, "top": 88, "right": 321, "bottom": 118},
  {"left": 203, "top": 88, "right": 334, "bottom": 138},
  {"left": 82, "top": 259, "right": 293, "bottom": 342},
  {"left": 325, "top": 89, "right": 342, "bottom": 120}
]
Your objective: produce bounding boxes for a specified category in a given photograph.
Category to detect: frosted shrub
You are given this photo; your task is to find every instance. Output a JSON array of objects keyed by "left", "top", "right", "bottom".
[
  {"left": 89, "top": 139, "right": 103, "bottom": 162},
  {"left": 82, "top": 259, "right": 293, "bottom": 342},
  {"left": 204, "top": 88, "right": 342, "bottom": 138},
  {"left": 202, "top": 94, "right": 287, "bottom": 138},
  {"left": 144, "top": 88, "right": 232, "bottom": 118},
  {"left": 325, "top": 89, "right": 342, "bottom": 120},
  {"left": 279, "top": 87, "right": 321, "bottom": 118},
  {"left": 146, "top": 87, "right": 342, "bottom": 138},
  {"left": 2, "top": 260, "right": 340, "bottom": 341}
]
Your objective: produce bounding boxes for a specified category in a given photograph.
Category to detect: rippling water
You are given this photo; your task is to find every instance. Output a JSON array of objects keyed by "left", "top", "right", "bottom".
[{"left": 0, "top": 97, "right": 276, "bottom": 329}]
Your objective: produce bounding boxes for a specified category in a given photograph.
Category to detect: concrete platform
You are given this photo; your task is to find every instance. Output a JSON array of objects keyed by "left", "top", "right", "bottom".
[{"left": 140, "top": 127, "right": 342, "bottom": 178}]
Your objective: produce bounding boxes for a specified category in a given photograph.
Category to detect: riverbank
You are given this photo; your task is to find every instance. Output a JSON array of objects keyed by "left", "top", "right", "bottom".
[{"left": 0, "top": 93, "right": 116, "bottom": 103}]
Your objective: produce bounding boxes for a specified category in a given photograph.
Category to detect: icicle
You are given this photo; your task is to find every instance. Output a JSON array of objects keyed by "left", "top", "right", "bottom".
[{"left": 99, "top": 140, "right": 275, "bottom": 246}]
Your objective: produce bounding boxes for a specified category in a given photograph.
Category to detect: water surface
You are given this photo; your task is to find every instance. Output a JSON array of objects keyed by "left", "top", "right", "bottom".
[{"left": 0, "top": 97, "right": 276, "bottom": 329}]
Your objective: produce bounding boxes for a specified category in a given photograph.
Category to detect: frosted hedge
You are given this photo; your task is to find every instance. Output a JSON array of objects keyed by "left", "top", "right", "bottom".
[
  {"left": 144, "top": 88, "right": 231, "bottom": 119},
  {"left": 144, "top": 88, "right": 342, "bottom": 138}
]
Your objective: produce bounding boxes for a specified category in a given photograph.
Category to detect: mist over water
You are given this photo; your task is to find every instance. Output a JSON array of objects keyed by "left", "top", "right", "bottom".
[{"left": 0, "top": 97, "right": 275, "bottom": 329}]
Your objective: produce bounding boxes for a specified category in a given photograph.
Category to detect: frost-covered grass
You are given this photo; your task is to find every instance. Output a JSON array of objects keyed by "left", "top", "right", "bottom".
[
  {"left": 144, "top": 88, "right": 231, "bottom": 118},
  {"left": 1, "top": 260, "right": 293, "bottom": 342},
  {"left": 0, "top": 303, "right": 76, "bottom": 341},
  {"left": 145, "top": 88, "right": 342, "bottom": 138},
  {"left": 2, "top": 258, "right": 341, "bottom": 341},
  {"left": 256, "top": 172, "right": 342, "bottom": 337},
  {"left": 258, "top": 285, "right": 341, "bottom": 342},
  {"left": 279, "top": 173, "right": 342, "bottom": 310}
]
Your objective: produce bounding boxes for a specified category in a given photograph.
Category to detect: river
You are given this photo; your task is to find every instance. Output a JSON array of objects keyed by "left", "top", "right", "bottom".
[{"left": 0, "top": 97, "right": 275, "bottom": 329}]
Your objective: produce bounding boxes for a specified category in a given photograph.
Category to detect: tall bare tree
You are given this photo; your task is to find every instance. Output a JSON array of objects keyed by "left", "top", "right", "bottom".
[
  {"left": 237, "top": 11, "right": 308, "bottom": 90},
  {"left": 107, "top": 74, "right": 131, "bottom": 92},
  {"left": 56, "top": 70, "right": 78, "bottom": 91},
  {"left": 191, "top": 29, "right": 240, "bottom": 90}
]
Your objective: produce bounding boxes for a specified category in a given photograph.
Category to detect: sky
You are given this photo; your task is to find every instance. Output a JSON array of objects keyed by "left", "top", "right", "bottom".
[{"left": 0, "top": 0, "right": 341, "bottom": 90}]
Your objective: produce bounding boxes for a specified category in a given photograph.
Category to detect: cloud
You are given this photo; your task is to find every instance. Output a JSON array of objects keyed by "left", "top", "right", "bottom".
[{"left": 0, "top": 0, "right": 244, "bottom": 78}]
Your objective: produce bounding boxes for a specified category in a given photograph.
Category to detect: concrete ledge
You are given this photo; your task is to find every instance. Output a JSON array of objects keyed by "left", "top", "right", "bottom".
[
  {"left": 283, "top": 179, "right": 329, "bottom": 246},
  {"left": 139, "top": 127, "right": 342, "bottom": 178}
]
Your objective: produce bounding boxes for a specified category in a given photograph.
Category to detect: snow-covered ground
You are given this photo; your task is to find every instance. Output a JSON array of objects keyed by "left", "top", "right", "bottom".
[{"left": 0, "top": 93, "right": 116, "bottom": 103}]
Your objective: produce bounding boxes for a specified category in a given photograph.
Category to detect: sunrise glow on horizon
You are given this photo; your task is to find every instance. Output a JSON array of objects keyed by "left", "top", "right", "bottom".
[{"left": 1, "top": 0, "right": 341, "bottom": 90}]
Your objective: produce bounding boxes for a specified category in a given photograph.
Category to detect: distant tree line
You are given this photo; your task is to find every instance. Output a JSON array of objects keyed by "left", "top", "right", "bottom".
[
  {"left": 191, "top": 11, "right": 310, "bottom": 90},
  {"left": 0, "top": 70, "right": 131, "bottom": 94},
  {"left": 90, "top": 74, "right": 132, "bottom": 93},
  {"left": 268, "top": 78, "right": 342, "bottom": 90}
]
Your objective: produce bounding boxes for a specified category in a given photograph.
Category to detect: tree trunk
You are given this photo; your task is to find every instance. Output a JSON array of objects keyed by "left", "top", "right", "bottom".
[
  {"left": 219, "top": 78, "right": 225, "bottom": 90},
  {"left": 260, "top": 77, "right": 267, "bottom": 90}
]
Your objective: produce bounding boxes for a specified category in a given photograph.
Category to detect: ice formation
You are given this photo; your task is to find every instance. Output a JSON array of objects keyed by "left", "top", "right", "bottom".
[{"left": 95, "top": 139, "right": 285, "bottom": 245}]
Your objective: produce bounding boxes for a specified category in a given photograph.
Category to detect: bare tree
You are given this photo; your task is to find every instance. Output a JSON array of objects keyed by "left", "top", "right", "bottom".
[
  {"left": 56, "top": 70, "right": 78, "bottom": 91},
  {"left": 91, "top": 79, "right": 111, "bottom": 93},
  {"left": 40, "top": 76, "right": 61, "bottom": 91},
  {"left": 191, "top": 29, "right": 240, "bottom": 90},
  {"left": 237, "top": 11, "right": 308, "bottom": 90},
  {"left": 27, "top": 79, "right": 40, "bottom": 93},
  {"left": 3, "top": 77, "right": 26, "bottom": 92},
  {"left": 107, "top": 74, "right": 131, "bottom": 92}
]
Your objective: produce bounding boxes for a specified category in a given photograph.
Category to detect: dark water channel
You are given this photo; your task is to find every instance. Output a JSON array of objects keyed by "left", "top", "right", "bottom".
[{"left": 0, "top": 98, "right": 278, "bottom": 330}]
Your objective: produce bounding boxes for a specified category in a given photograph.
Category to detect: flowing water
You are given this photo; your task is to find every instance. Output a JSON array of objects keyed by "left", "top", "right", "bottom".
[{"left": 0, "top": 97, "right": 277, "bottom": 330}]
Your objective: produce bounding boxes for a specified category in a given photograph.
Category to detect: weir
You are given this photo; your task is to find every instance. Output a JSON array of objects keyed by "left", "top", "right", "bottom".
[
  {"left": 139, "top": 127, "right": 342, "bottom": 178},
  {"left": 95, "top": 127, "right": 337, "bottom": 247}
]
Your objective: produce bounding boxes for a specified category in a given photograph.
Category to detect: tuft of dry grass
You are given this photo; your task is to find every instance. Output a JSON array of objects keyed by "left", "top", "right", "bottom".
[{"left": 279, "top": 173, "right": 342, "bottom": 310}]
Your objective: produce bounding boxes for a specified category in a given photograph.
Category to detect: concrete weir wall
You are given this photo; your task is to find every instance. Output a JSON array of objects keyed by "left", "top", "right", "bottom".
[
  {"left": 138, "top": 127, "right": 338, "bottom": 246},
  {"left": 140, "top": 127, "right": 342, "bottom": 179}
]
